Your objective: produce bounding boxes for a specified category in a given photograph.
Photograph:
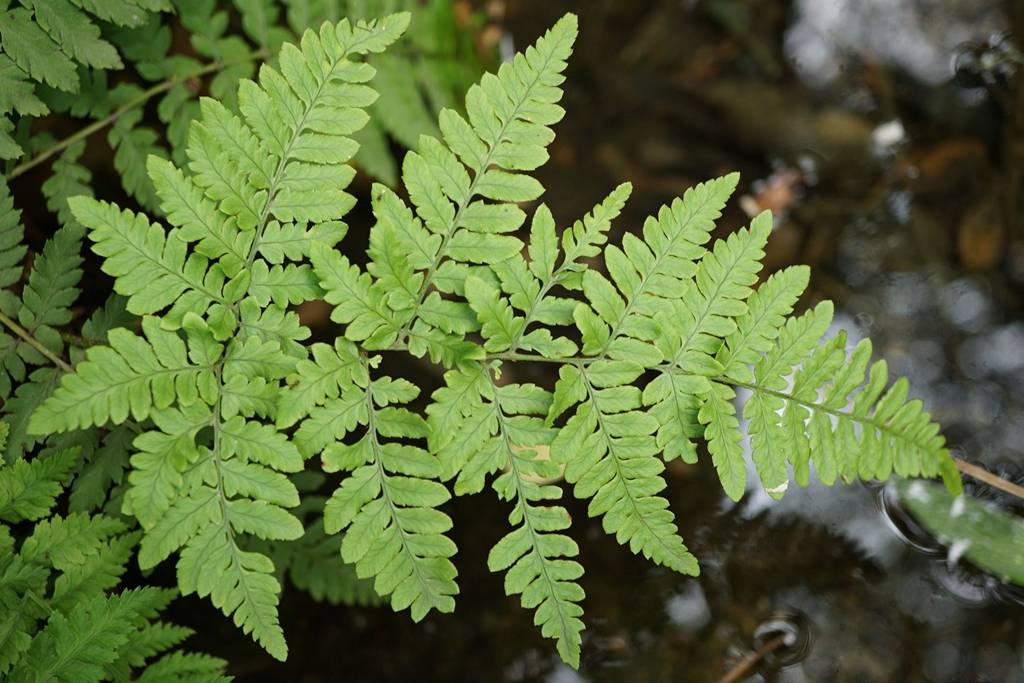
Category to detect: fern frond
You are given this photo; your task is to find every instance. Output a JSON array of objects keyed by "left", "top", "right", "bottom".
[
  {"left": 29, "top": 16, "right": 416, "bottom": 658},
  {"left": 103, "top": 620, "right": 193, "bottom": 682},
  {"left": 42, "top": 142, "right": 93, "bottom": 229},
  {"left": 276, "top": 339, "right": 365, "bottom": 429},
  {"left": 3, "top": 368, "right": 61, "bottom": 461},
  {"left": 50, "top": 531, "right": 138, "bottom": 613},
  {"left": 8, "top": 588, "right": 164, "bottom": 683},
  {"left": 135, "top": 651, "right": 230, "bottom": 683},
  {"left": 551, "top": 363, "right": 699, "bottom": 575},
  {"left": 315, "top": 14, "right": 578, "bottom": 363},
  {"left": 109, "top": 110, "right": 165, "bottom": 211},
  {"left": 0, "top": 8, "right": 78, "bottom": 92},
  {"left": 18, "top": 513, "right": 127, "bottom": 567},
  {"left": 13, "top": 8, "right": 966, "bottom": 671},
  {"left": 13, "top": 224, "right": 84, "bottom": 361},
  {"left": 177, "top": 521, "right": 295, "bottom": 660},
  {"left": 121, "top": 403, "right": 213, "bottom": 529},
  {"left": 716, "top": 264, "right": 809, "bottom": 382},
  {"left": 321, "top": 355, "right": 458, "bottom": 621},
  {"left": 538, "top": 178, "right": 741, "bottom": 574},
  {"left": 2, "top": 503, "right": 224, "bottom": 680},
  {"left": 448, "top": 370, "right": 584, "bottom": 667},
  {"left": 1, "top": 181, "right": 82, "bottom": 403},
  {"left": 32, "top": 0, "right": 122, "bottom": 70},
  {"left": 0, "top": 54, "right": 48, "bottom": 122},
  {"left": 736, "top": 301, "right": 962, "bottom": 497},
  {"left": 72, "top": 1, "right": 163, "bottom": 28},
  {"left": 68, "top": 197, "right": 230, "bottom": 327}
]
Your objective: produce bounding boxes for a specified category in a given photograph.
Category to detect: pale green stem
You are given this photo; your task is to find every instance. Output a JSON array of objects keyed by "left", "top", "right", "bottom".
[{"left": 0, "top": 311, "right": 73, "bottom": 373}]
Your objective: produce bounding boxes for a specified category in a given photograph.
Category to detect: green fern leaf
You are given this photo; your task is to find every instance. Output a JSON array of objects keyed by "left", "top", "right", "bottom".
[
  {"left": 552, "top": 364, "right": 699, "bottom": 575},
  {"left": 135, "top": 651, "right": 230, "bottom": 683},
  {"left": 109, "top": 110, "right": 165, "bottom": 210},
  {"left": 67, "top": 197, "right": 229, "bottom": 326},
  {"left": 0, "top": 448, "right": 79, "bottom": 522},
  {"left": 322, "top": 13, "right": 578, "bottom": 362},
  {"left": 321, "top": 358, "right": 458, "bottom": 621},
  {"left": 699, "top": 381, "right": 747, "bottom": 500},
  {"left": 42, "top": 142, "right": 93, "bottom": 228},
  {"left": 27, "top": 15, "right": 415, "bottom": 660},
  {"left": 31, "top": 0, "right": 122, "bottom": 70},
  {"left": 716, "top": 264, "right": 809, "bottom": 382},
  {"left": 0, "top": 55, "right": 48, "bottom": 118},
  {"left": 454, "top": 371, "right": 584, "bottom": 666},
  {"left": 0, "top": 8, "right": 77, "bottom": 92},
  {"left": 69, "top": 425, "right": 133, "bottom": 513},
  {"left": 8, "top": 588, "right": 165, "bottom": 683},
  {"left": 28, "top": 317, "right": 216, "bottom": 433},
  {"left": 3, "top": 368, "right": 61, "bottom": 461}
]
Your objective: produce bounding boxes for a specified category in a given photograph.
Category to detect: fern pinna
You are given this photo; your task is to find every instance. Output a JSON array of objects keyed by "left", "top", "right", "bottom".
[{"left": 27, "top": 12, "right": 961, "bottom": 667}]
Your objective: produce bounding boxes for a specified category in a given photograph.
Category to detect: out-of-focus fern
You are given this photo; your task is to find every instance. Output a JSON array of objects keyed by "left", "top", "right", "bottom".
[
  {"left": 0, "top": 443, "right": 227, "bottom": 682},
  {"left": 19, "top": 9, "right": 964, "bottom": 671},
  {"left": 0, "top": 0, "right": 170, "bottom": 159},
  {"left": 0, "top": 177, "right": 84, "bottom": 462},
  {"left": 6, "top": 0, "right": 486, "bottom": 214}
]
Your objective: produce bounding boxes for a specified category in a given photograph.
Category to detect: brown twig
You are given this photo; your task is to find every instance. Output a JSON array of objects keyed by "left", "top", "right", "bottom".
[
  {"left": 718, "top": 634, "right": 788, "bottom": 683},
  {"left": 955, "top": 457, "right": 1024, "bottom": 501}
]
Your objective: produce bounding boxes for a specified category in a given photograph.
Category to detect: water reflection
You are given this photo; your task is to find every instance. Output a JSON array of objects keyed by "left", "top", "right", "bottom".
[{"left": 786, "top": 0, "right": 1007, "bottom": 86}]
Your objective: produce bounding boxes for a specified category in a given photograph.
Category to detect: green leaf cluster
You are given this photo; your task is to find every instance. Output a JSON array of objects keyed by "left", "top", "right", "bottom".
[
  {"left": 4, "top": 0, "right": 488, "bottom": 216},
  {"left": 16, "top": 9, "right": 963, "bottom": 670},
  {"left": 0, "top": 440, "right": 227, "bottom": 682},
  {"left": 29, "top": 12, "right": 412, "bottom": 661},
  {"left": 0, "top": 0, "right": 170, "bottom": 158}
]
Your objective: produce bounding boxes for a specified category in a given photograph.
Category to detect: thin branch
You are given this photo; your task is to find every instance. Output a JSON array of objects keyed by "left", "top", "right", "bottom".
[
  {"left": 955, "top": 457, "right": 1024, "bottom": 500},
  {"left": 0, "top": 311, "right": 73, "bottom": 373},
  {"left": 718, "top": 634, "right": 788, "bottom": 683},
  {"left": 6, "top": 49, "right": 269, "bottom": 181}
]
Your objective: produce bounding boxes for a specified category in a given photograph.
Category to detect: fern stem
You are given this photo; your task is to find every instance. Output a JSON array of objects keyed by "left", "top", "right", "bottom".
[
  {"left": 954, "top": 457, "right": 1024, "bottom": 500},
  {"left": 6, "top": 49, "right": 269, "bottom": 182},
  {"left": 0, "top": 311, "right": 73, "bottom": 373},
  {"left": 207, "top": 363, "right": 239, "bottom": 549}
]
